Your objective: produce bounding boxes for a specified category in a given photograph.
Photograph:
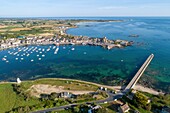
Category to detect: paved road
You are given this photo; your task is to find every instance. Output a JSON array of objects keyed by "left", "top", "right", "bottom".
[
  {"left": 32, "top": 54, "right": 154, "bottom": 113},
  {"left": 31, "top": 91, "right": 123, "bottom": 113}
]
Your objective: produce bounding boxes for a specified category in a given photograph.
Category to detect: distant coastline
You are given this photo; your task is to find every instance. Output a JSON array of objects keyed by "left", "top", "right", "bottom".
[{"left": 0, "top": 19, "right": 133, "bottom": 51}]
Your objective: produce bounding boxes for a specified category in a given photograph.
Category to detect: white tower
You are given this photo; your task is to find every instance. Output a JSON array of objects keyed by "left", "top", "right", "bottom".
[{"left": 17, "top": 78, "right": 22, "bottom": 84}]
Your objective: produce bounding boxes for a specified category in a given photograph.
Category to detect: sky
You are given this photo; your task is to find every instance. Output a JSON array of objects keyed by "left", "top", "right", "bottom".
[{"left": 0, "top": 0, "right": 170, "bottom": 17}]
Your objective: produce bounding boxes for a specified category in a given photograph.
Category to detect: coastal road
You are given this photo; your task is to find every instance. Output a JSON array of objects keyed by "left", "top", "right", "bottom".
[
  {"left": 32, "top": 54, "right": 154, "bottom": 113},
  {"left": 31, "top": 90, "right": 123, "bottom": 113}
]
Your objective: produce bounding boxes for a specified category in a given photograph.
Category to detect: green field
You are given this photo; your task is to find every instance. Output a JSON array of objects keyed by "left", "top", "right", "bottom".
[
  {"left": 0, "top": 78, "right": 99, "bottom": 113},
  {"left": 0, "top": 83, "right": 41, "bottom": 113},
  {"left": 1, "top": 79, "right": 169, "bottom": 113},
  {"left": 0, "top": 84, "right": 16, "bottom": 112}
]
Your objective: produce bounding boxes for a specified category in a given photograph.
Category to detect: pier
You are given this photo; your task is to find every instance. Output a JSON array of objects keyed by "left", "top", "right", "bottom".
[{"left": 124, "top": 54, "right": 154, "bottom": 93}]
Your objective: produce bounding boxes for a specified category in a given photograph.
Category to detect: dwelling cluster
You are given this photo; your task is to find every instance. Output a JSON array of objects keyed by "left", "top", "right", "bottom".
[
  {"left": 40, "top": 91, "right": 75, "bottom": 100},
  {"left": 87, "top": 37, "right": 132, "bottom": 49},
  {"left": 0, "top": 35, "right": 57, "bottom": 50},
  {"left": 58, "top": 35, "right": 133, "bottom": 49},
  {"left": 0, "top": 34, "right": 133, "bottom": 50}
]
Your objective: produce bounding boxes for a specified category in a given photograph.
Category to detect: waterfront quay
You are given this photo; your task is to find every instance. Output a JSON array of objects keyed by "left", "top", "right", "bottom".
[{"left": 0, "top": 34, "right": 133, "bottom": 50}]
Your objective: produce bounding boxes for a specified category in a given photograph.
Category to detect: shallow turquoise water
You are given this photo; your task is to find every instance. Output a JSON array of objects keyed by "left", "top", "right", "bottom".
[
  {"left": 0, "top": 17, "right": 170, "bottom": 92},
  {"left": 66, "top": 17, "right": 170, "bottom": 91}
]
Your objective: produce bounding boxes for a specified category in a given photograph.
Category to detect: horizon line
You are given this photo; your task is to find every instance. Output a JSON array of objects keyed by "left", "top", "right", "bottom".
[{"left": 0, "top": 16, "right": 170, "bottom": 18}]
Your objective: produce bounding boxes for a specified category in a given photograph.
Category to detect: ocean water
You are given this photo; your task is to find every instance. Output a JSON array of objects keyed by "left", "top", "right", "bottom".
[{"left": 0, "top": 17, "right": 170, "bottom": 92}]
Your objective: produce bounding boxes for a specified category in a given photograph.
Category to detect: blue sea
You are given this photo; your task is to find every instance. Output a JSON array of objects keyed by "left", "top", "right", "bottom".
[{"left": 0, "top": 17, "right": 170, "bottom": 92}]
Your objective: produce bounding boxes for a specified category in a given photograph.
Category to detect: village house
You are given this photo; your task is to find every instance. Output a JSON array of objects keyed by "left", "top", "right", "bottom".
[
  {"left": 11, "top": 40, "right": 21, "bottom": 47},
  {"left": 88, "top": 105, "right": 102, "bottom": 113},
  {"left": 8, "top": 38, "right": 16, "bottom": 41},
  {"left": 118, "top": 103, "right": 130, "bottom": 113},
  {"left": 92, "top": 105, "right": 102, "bottom": 110},
  {"left": 26, "top": 36, "right": 36, "bottom": 40},
  {"left": 120, "top": 41, "right": 129, "bottom": 46},
  {"left": 101, "top": 37, "right": 108, "bottom": 43},
  {"left": 0, "top": 43, "right": 8, "bottom": 49},
  {"left": 36, "top": 38, "right": 45, "bottom": 43},
  {"left": 60, "top": 92, "right": 73, "bottom": 98}
]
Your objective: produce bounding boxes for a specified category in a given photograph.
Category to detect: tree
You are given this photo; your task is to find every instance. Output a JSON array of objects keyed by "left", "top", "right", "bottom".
[
  {"left": 23, "top": 106, "right": 31, "bottom": 112},
  {"left": 95, "top": 108, "right": 107, "bottom": 113},
  {"left": 17, "top": 107, "right": 24, "bottom": 113},
  {"left": 134, "top": 92, "right": 149, "bottom": 108},
  {"left": 145, "top": 103, "right": 151, "bottom": 111},
  {"left": 49, "top": 92, "right": 59, "bottom": 100},
  {"left": 73, "top": 106, "right": 80, "bottom": 113}
]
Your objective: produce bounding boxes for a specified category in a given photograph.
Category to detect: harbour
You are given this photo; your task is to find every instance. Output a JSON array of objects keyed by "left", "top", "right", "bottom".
[{"left": 0, "top": 17, "right": 170, "bottom": 93}]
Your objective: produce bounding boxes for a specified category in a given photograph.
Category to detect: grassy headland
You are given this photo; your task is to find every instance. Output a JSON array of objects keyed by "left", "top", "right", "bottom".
[
  {"left": 0, "top": 78, "right": 108, "bottom": 113},
  {"left": 0, "top": 78, "right": 169, "bottom": 113}
]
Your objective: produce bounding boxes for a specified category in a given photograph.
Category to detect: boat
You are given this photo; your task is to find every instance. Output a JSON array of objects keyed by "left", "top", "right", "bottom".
[
  {"left": 71, "top": 48, "right": 75, "bottom": 51},
  {"left": 14, "top": 52, "right": 18, "bottom": 55},
  {"left": 2, "top": 58, "right": 6, "bottom": 61},
  {"left": 31, "top": 59, "right": 34, "bottom": 62},
  {"left": 16, "top": 58, "right": 18, "bottom": 60},
  {"left": 53, "top": 46, "right": 56, "bottom": 49},
  {"left": 56, "top": 47, "right": 59, "bottom": 51},
  {"left": 54, "top": 48, "right": 59, "bottom": 54},
  {"left": 38, "top": 58, "right": 42, "bottom": 60},
  {"left": 42, "top": 55, "right": 45, "bottom": 57},
  {"left": 54, "top": 51, "right": 58, "bottom": 54},
  {"left": 47, "top": 48, "right": 50, "bottom": 51}
]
